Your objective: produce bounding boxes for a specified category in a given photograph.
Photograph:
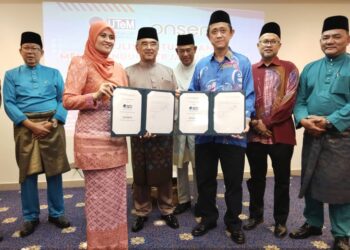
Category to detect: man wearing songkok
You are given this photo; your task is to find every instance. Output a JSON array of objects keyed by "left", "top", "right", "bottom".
[
  {"left": 243, "top": 22, "right": 299, "bottom": 238},
  {"left": 189, "top": 10, "right": 255, "bottom": 244},
  {"left": 173, "top": 33, "right": 198, "bottom": 216},
  {"left": 3, "top": 31, "right": 71, "bottom": 237},
  {"left": 126, "top": 27, "right": 179, "bottom": 232},
  {"left": 290, "top": 15, "right": 350, "bottom": 250}
]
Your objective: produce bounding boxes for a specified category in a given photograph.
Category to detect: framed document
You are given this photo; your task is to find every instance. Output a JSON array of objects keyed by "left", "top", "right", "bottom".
[
  {"left": 213, "top": 91, "right": 245, "bottom": 134},
  {"left": 178, "top": 92, "right": 209, "bottom": 134},
  {"left": 111, "top": 87, "right": 175, "bottom": 136},
  {"left": 111, "top": 88, "right": 142, "bottom": 136},
  {"left": 178, "top": 91, "right": 245, "bottom": 135}
]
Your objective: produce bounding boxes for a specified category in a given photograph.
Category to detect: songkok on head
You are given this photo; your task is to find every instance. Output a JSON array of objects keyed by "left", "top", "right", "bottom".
[
  {"left": 322, "top": 15, "right": 349, "bottom": 32},
  {"left": 137, "top": 27, "right": 158, "bottom": 41},
  {"left": 260, "top": 22, "right": 281, "bottom": 38},
  {"left": 20, "top": 31, "right": 43, "bottom": 48},
  {"left": 209, "top": 10, "right": 231, "bottom": 26},
  {"left": 177, "top": 34, "right": 195, "bottom": 46}
]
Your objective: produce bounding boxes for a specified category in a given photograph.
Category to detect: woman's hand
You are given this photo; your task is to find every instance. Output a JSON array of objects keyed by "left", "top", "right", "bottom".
[{"left": 92, "top": 82, "right": 116, "bottom": 101}]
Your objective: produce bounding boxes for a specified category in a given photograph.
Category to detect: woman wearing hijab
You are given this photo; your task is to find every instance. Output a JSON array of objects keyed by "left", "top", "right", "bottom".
[{"left": 63, "top": 21, "right": 128, "bottom": 249}]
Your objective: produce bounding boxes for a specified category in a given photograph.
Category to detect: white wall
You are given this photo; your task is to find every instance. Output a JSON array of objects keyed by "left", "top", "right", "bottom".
[{"left": 0, "top": 0, "right": 349, "bottom": 187}]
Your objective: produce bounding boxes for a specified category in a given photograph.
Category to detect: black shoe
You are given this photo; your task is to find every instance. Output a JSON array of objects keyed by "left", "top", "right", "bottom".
[
  {"left": 48, "top": 216, "right": 71, "bottom": 228},
  {"left": 227, "top": 227, "right": 245, "bottom": 244},
  {"left": 191, "top": 222, "right": 217, "bottom": 237},
  {"left": 19, "top": 219, "right": 40, "bottom": 237},
  {"left": 333, "top": 237, "right": 350, "bottom": 250},
  {"left": 0, "top": 232, "right": 3, "bottom": 242},
  {"left": 131, "top": 216, "right": 148, "bottom": 232},
  {"left": 242, "top": 217, "right": 263, "bottom": 231},
  {"left": 161, "top": 214, "right": 179, "bottom": 229},
  {"left": 274, "top": 223, "right": 288, "bottom": 238},
  {"left": 289, "top": 222, "right": 322, "bottom": 239},
  {"left": 174, "top": 201, "right": 191, "bottom": 215}
]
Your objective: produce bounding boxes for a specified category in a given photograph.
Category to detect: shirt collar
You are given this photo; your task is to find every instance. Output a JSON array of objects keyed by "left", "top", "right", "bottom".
[
  {"left": 256, "top": 56, "right": 281, "bottom": 68},
  {"left": 210, "top": 47, "right": 234, "bottom": 62},
  {"left": 325, "top": 53, "right": 347, "bottom": 63},
  {"left": 24, "top": 64, "right": 41, "bottom": 70}
]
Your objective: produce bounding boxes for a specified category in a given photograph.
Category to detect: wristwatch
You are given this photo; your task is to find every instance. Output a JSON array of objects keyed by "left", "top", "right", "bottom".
[
  {"left": 325, "top": 119, "right": 333, "bottom": 129},
  {"left": 51, "top": 119, "right": 58, "bottom": 128}
]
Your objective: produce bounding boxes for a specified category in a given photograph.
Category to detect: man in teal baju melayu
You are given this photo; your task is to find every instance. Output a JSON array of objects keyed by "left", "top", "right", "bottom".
[{"left": 291, "top": 15, "right": 350, "bottom": 250}]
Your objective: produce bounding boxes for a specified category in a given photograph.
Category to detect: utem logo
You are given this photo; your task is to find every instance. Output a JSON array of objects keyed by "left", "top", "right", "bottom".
[
  {"left": 108, "top": 18, "right": 135, "bottom": 30},
  {"left": 123, "top": 104, "right": 133, "bottom": 109}
]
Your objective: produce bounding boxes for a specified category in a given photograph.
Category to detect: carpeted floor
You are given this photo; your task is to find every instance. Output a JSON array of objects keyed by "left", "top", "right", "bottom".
[{"left": 0, "top": 176, "right": 333, "bottom": 249}]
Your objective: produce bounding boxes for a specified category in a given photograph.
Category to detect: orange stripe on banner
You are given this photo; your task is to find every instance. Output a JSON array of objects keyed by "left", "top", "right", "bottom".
[
  {"left": 78, "top": 3, "right": 87, "bottom": 11},
  {"left": 119, "top": 4, "right": 128, "bottom": 12},
  {"left": 57, "top": 2, "right": 67, "bottom": 11},
  {"left": 71, "top": 3, "right": 80, "bottom": 12},
  {"left": 125, "top": 4, "right": 134, "bottom": 12},
  {"left": 99, "top": 3, "right": 108, "bottom": 12},
  {"left": 55, "top": 2, "right": 136, "bottom": 12},
  {"left": 64, "top": 3, "right": 73, "bottom": 11},
  {"left": 92, "top": 3, "right": 101, "bottom": 12},
  {"left": 105, "top": 4, "right": 114, "bottom": 12},
  {"left": 112, "top": 4, "right": 121, "bottom": 12},
  {"left": 85, "top": 3, "right": 93, "bottom": 12}
]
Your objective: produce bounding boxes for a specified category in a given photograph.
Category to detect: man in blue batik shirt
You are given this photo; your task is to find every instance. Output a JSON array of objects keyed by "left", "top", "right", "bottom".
[{"left": 189, "top": 10, "right": 255, "bottom": 245}]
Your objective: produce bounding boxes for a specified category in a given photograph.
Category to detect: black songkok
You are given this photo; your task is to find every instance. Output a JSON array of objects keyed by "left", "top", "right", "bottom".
[
  {"left": 20, "top": 31, "right": 43, "bottom": 48},
  {"left": 322, "top": 15, "right": 349, "bottom": 32},
  {"left": 137, "top": 27, "right": 158, "bottom": 41},
  {"left": 177, "top": 34, "right": 195, "bottom": 46},
  {"left": 209, "top": 10, "right": 231, "bottom": 26},
  {"left": 260, "top": 22, "right": 281, "bottom": 38}
]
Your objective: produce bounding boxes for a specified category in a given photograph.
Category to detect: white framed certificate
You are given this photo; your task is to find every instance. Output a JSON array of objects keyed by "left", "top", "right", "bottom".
[
  {"left": 213, "top": 91, "right": 245, "bottom": 134},
  {"left": 111, "top": 87, "right": 175, "bottom": 136},
  {"left": 145, "top": 91, "right": 175, "bottom": 134},
  {"left": 178, "top": 92, "right": 209, "bottom": 134},
  {"left": 111, "top": 88, "right": 142, "bottom": 135}
]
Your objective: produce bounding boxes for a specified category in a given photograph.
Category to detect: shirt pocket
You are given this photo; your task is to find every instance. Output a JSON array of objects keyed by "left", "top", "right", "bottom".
[{"left": 331, "top": 75, "right": 350, "bottom": 95}]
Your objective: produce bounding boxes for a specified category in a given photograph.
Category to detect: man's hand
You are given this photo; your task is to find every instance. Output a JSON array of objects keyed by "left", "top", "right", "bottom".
[
  {"left": 22, "top": 119, "right": 51, "bottom": 139},
  {"left": 175, "top": 89, "right": 181, "bottom": 99},
  {"left": 251, "top": 119, "right": 272, "bottom": 137},
  {"left": 300, "top": 116, "right": 326, "bottom": 136},
  {"left": 140, "top": 131, "right": 156, "bottom": 139}
]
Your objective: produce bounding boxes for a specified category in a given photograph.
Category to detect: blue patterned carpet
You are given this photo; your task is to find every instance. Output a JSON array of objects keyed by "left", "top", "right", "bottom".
[{"left": 0, "top": 176, "right": 333, "bottom": 249}]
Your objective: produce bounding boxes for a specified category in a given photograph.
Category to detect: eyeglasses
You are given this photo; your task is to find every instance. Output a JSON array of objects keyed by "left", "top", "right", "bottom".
[
  {"left": 21, "top": 46, "right": 41, "bottom": 52},
  {"left": 259, "top": 40, "right": 280, "bottom": 46}
]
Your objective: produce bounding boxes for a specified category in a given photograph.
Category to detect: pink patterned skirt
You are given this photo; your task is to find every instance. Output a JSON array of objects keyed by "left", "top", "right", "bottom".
[{"left": 84, "top": 166, "right": 128, "bottom": 250}]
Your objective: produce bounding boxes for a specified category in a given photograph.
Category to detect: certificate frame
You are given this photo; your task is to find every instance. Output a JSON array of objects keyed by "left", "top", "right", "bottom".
[
  {"left": 178, "top": 90, "right": 246, "bottom": 135},
  {"left": 111, "top": 87, "right": 175, "bottom": 136}
]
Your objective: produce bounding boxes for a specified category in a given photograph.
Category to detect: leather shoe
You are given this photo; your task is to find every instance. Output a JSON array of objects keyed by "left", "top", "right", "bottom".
[
  {"left": 274, "top": 224, "right": 287, "bottom": 238},
  {"left": 333, "top": 237, "right": 349, "bottom": 250},
  {"left": 161, "top": 214, "right": 179, "bottom": 229},
  {"left": 131, "top": 216, "right": 148, "bottom": 232},
  {"left": 192, "top": 222, "right": 217, "bottom": 237},
  {"left": 19, "top": 219, "right": 40, "bottom": 237},
  {"left": 242, "top": 217, "right": 263, "bottom": 230},
  {"left": 227, "top": 227, "right": 245, "bottom": 244},
  {"left": 48, "top": 216, "right": 71, "bottom": 228},
  {"left": 174, "top": 201, "right": 191, "bottom": 215},
  {"left": 289, "top": 222, "right": 322, "bottom": 239}
]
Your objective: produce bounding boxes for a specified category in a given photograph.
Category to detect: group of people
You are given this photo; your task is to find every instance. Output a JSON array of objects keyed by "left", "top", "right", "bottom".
[{"left": 0, "top": 8, "right": 349, "bottom": 250}]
